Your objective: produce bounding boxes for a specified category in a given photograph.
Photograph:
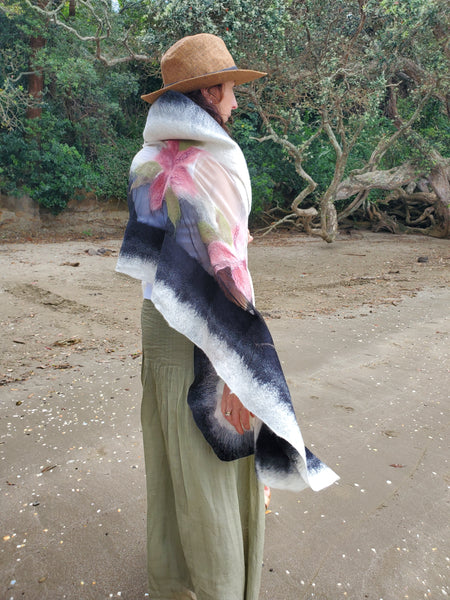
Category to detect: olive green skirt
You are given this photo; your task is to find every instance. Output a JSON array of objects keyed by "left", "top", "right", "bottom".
[{"left": 141, "top": 299, "right": 265, "bottom": 600}]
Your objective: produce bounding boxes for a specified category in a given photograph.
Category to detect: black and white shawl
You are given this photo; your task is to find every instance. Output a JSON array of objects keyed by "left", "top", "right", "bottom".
[{"left": 116, "top": 92, "right": 339, "bottom": 492}]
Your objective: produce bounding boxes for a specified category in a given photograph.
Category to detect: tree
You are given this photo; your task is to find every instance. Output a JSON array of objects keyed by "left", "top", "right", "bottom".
[
  {"left": 23, "top": 0, "right": 153, "bottom": 65},
  {"left": 0, "top": 0, "right": 154, "bottom": 211},
  {"left": 252, "top": 0, "right": 449, "bottom": 240},
  {"left": 26, "top": 2, "right": 47, "bottom": 119}
]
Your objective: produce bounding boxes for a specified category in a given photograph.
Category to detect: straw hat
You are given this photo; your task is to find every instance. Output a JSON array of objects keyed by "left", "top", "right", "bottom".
[{"left": 141, "top": 33, "right": 266, "bottom": 104}]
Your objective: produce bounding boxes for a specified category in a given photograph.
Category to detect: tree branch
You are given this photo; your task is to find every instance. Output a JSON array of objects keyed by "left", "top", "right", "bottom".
[
  {"left": 342, "top": 0, "right": 367, "bottom": 66},
  {"left": 363, "top": 88, "right": 433, "bottom": 171},
  {"left": 321, "top": 109, "right": 343, "bottom": 160},
  {"left": 336, "top": 162, "right": 420, "bottom": 201},
  {"left": 24, "top": 0, "right": 153, "bottom": 66}
]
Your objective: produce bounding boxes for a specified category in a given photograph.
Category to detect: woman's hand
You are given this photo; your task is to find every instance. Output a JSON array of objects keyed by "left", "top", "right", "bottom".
[{"left": 221, "top": 383, "right": 252, "bottom": 435}]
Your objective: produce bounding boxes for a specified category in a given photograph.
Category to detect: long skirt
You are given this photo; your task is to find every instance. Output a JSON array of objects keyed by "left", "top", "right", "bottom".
[{"left": 141, "top": 299, "right": 265, "bottom": 600}]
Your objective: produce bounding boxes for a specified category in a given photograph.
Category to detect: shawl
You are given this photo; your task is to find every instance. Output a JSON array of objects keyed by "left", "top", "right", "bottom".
[{"left": 116, "top": 92, "right": 339, "bottom": 492}]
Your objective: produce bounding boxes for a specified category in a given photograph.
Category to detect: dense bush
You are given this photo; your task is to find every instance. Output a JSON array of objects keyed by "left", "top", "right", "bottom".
[
  {"left": 0, "top": 123, "right": 94, "bottom": 213},
  {"left": 0, "top": 2, "right": 150, "bottom": 213},
  {"left": 93, "top": 137, "right": 142, "bottom": 201}
]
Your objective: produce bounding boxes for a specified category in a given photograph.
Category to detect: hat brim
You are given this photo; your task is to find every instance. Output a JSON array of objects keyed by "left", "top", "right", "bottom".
[{"left": 141, "top": 68, "right": 267, "bottom": 104}]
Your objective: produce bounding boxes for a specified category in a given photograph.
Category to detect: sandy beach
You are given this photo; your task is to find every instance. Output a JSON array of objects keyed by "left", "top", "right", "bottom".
[{"left": 0, "top": 223, "right": 449, "bottom": 599}]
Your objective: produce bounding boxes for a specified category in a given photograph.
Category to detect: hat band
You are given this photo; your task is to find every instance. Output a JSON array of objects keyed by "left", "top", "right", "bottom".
[{"left": 164, "top": 65, "right": 238, "bottom": 89}]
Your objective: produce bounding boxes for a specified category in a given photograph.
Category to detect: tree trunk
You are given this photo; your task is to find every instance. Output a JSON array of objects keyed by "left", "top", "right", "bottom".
[
  {"left": 336, "top": 162, "right": 420, "bottom": 201},
  {"left": 69, "top": 0, "right": 76, "bottom": 17},
  {"left": 337, "top": 160, "right": 450, "bottom": 238},
  {"left": 26, "top": 35, "right": 46, "bottom": 119},
  {"left": 316, "top": 154, "right": 347, "bottom": 243},
  {"left": 428, "top": 164, "right": 450, "bottom": 238},
  {"left": 320, "top": 197, "right": 338, "bottom": 243}
]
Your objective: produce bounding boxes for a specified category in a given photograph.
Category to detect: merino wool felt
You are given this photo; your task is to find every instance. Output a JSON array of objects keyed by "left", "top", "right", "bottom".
[
  {"left": 119, "top": 225, "right": 338, "bottom": 491},
  {"left": 116, "top": 91, "right": 339, "bottom": 492}
]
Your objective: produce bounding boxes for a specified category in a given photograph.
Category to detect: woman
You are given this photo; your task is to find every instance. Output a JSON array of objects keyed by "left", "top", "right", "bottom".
[{"left": 116, "top": 33, "right": 338, "bottom": 600}]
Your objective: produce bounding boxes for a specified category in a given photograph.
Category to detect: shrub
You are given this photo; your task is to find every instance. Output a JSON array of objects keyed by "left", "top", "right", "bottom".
[
  {"left": 0, "top": 125, "right": 94, "bottom": 213},
  {"left": 93, "top": 137, "right": 140, "bottom": 201}
]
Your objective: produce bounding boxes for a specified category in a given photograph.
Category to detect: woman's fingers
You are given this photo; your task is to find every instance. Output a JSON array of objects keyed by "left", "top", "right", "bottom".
[
  {"left": 221, "top": 383, "right": 232, "bottom": 417},
  {"left": 239, "top": 406, "right": 251, "bottom": 431},
  {"left": 230, "top": 408, "right": 244, "bottom": 435},
  {"left": 221, "top": 383, "right": 251, "bottom": 435}
]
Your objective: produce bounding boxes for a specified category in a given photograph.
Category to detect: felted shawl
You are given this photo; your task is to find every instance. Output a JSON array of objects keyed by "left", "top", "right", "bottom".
[{"left": 116, "top": 91, "right": 339, "bottom": 492}]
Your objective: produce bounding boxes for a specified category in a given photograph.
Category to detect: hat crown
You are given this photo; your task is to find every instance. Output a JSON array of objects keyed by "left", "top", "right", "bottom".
[
  {"left": 141, "top": 33, "right": 266, "bottom": 103},
  {"left": 161, "top": 34, "right": 236, "bottom": 88}
]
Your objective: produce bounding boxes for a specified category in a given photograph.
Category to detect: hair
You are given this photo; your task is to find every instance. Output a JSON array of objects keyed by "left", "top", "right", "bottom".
[{"left": 185, "top": 85, "right": 228, "bottom": 131}]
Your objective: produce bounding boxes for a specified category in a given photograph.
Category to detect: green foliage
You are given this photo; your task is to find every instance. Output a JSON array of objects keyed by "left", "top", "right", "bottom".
[
  {"left": 0, "top": 81, "right": 28, "bottom": 130},
  {"left": 93, "top": 137, "right": 140, "bottom": 200},
  {"left": 232, "top": 116, "right": 302, "bottom": 217},
  {"left": 0, "top": 108, "right": 142, "bottom": 211},
  {"left": 0, "top": 124, "right": 94, "bottom": 213},
  {"left": 414, "top": 98, "right": 450, "bottom": 159},
  {"left": 0, "top": 6, "right": 33, "bottom": 129},
  {"left": 0, "top": 0, "right": 149, "bottom": 210},
  {"left": 33, "top": 142, "right": 92, "bottom": 213},
  {"left": 147, "top": 0, "right": 288, "bottom": 63}
]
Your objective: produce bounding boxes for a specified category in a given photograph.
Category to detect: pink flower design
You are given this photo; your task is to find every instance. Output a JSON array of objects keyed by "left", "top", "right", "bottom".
[
  {"left": 232, "top": 223, "right": 248, "bottom": 256},
  {"left": 150, "top": 140, "right": 202, "bottom": 211},
  {"left": 208, "top": 239, "right": 252, "bottom": 302}
]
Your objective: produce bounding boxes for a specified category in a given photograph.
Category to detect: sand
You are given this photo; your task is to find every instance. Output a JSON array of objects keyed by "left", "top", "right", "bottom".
[{"left": 0, "top": 222, "right": 449, "bottom": 600}]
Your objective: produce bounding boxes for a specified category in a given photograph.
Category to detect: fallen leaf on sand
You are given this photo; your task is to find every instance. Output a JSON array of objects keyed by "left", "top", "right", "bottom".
[{"left": 40, "top": 465, "right": 58, "bottom": 473}]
